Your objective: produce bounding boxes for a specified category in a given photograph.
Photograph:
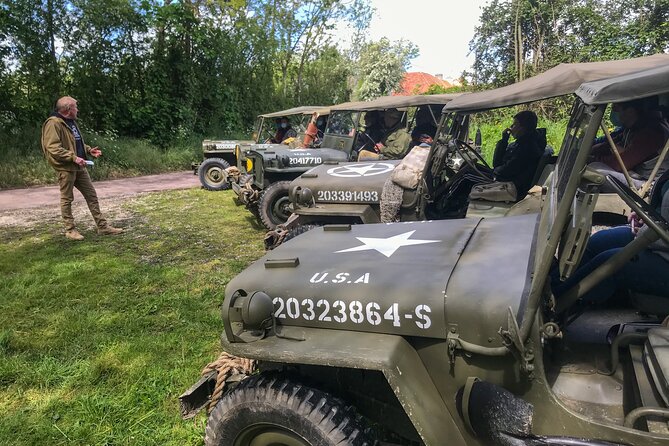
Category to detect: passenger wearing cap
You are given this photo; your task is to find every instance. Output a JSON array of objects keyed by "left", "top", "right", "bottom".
[{"left": 377, "top": 108, "right": 412, "bottom": 159}]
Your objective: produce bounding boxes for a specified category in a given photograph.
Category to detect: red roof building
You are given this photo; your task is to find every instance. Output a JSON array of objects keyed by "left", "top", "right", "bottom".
[{"left": 393, "top": 72, "right": 452, "bottom": 95}]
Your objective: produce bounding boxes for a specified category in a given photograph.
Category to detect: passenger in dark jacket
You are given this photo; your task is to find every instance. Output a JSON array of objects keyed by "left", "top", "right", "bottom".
[{"left": 492, "top": 110, "right": 546, "bottom": 200}]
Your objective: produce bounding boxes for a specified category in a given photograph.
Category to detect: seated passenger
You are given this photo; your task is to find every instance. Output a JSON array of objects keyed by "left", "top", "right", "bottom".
[
  {"left": 269, "top": 117, "right": 297, "bottom": 144},
  {"left": 589, "top": 98, "right": 669, "bottom": 190},
  {"left": 441, "top": 110, "right": 545, "bottom": 213},
  {"left": 410, "top": 105, "right": 439, "bottom": 148},
  {"left": 551, "top": 173, "right": 669, "bottom": 306},
  {"left": 378, "top": 108, "right": 412, "bottom": 159},
  {"left": 356, "top": 111, "right": 384, "bottom": 154}
]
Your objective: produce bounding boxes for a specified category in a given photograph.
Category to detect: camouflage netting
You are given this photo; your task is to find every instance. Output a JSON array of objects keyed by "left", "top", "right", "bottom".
[{"left": 380, "top": 177, "right": 403, "bottom": 223}]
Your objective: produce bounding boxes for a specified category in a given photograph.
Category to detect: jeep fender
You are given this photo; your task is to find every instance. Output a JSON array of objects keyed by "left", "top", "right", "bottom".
[{"left": 221, "top": 327, "right": 469, "bottom": 446}]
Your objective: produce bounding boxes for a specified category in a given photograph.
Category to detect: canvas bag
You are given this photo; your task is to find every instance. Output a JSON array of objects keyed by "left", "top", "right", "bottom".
[
  {"left": 469, "top": 181, "right": 518, "bottom": 202},
  {"left": 391, "top": 144, "right": 430, "bottom": 189}
]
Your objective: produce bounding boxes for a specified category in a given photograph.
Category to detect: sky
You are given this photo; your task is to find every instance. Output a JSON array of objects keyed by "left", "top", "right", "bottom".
[{"left": 339, "top": 0, "right": 491, "bottom": 82}]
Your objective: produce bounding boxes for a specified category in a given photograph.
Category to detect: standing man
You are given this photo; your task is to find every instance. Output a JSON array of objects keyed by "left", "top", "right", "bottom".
[{"left": 41, "top": 96, "right": 123, "bottom": 240}]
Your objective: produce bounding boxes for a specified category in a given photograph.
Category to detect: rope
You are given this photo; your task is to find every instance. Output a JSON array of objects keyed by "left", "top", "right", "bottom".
[
  {"left": 201, "top": 352, "right": 256, "bottom": 413},
  {"left": 225, "top": 166, "right": 242, "bottom": 182}
]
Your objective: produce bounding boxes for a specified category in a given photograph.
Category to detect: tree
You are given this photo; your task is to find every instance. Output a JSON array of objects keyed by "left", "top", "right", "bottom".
[
  {"left": 354, "top": 38, "right": 418, "bottom": 100},
  {"left": 470, "top": 0, "right": 669, "bottom": 88}
]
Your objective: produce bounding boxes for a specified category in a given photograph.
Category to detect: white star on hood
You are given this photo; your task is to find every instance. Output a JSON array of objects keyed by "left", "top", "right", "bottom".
[{"left": 335, "top": 230, "right": 440, "bottom": 258}]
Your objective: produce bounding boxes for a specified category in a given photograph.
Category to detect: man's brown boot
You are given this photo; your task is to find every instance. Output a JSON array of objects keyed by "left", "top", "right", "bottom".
[
  {"left": 65, "top": 229, "right": 84, "bottom": 241},
  {"left": 98, "top": 225, "right": 124, "bottom": 235}
]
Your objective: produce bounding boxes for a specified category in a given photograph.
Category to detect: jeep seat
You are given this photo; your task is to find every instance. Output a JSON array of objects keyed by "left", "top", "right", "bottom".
[
  {"left": 531, "top": 146, "right": 556, "bottom": 187},
  {"left": 645, "top": 327, "right": 669, "bottom": 406},
  {"left": 630, "top": 292, "right": 669, "bottom": 317}
]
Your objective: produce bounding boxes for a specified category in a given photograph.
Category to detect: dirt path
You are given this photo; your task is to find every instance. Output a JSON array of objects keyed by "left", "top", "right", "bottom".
[{"left": 0, "top": 171, "right": 200, "bottom": 212}]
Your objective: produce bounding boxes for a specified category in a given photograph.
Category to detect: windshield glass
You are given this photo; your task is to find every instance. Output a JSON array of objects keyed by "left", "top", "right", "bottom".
[{"left": 326, "top": 111, "right": 359, "bottom": 136}]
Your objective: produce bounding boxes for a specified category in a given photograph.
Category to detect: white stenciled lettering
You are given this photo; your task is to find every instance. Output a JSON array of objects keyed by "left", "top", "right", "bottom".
[
  {"left": 415, "top": 304, "right": 432, "bottom": 329},
  {"left": 333, "top": 300, "right": 347, "bottom": 323},
  {"left": 309, "top": 272, "right": 369, "bottom": 285},
  {"left": 272, "top": 298, "right": 432, "bottom": 331},
  {"left": 354, "top": 273, "right": 370, "bottom": 284},
  {"left": 316, "top": 190, "right": 379, "bottom": 202},
  {"left": 317, "top": 299, "right": 331, "bottom": 321},
  {"left": 273, "top": 297, "right": 286, "bottom": 319},
  {"left": 333, "top": 273, "right": 349, "bottom": 283},
  {"left": 286, "top": 297, "right": 300, "bottom": 319},
  {"left": 366, "top": 302, "right": 381, "bottom": 326},
  {"left": 302, "top": 299, "right": 315, "bottom": 321},
  {"left": 383, "top": 303, "right": 401, "bottom": 327},
  {"left": 349, "top": 301, "right": 364, "bottom": 324},
  {"left": 310, "top": 272, "right": 328, "bottom": 283}
]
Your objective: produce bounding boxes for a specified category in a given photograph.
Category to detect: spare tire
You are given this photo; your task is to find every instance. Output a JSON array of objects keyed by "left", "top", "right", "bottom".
[{"left": 199, "top": 158, "right": 231, "bottom": 191}]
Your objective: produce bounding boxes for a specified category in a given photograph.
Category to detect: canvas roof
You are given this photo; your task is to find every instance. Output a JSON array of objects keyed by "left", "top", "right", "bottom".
[
  {"left": 328, "top": 94, "right": 461, "bottom": 112},
  {"left": 260, "top": 106, "right": 329, "bottom": 118},
  {"left": 444, "top": 53, "right": 669, "bottom": 113},
  {"left": 576, "top": 64, "right": 669, "bottom": 105}
]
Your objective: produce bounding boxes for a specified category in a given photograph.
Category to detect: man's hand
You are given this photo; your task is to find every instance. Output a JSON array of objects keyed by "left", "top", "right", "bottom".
[
  {"left": 74, "top": 156, "right": 86, "bottom": 167},
  {"left": 501, "top": 128, "right": 511, "bottom": 142},
  {"left": 628, "top": 211, "right": 644, "bottom": 234},
  {"left": 374, "top": 143, "right": 384, "bottom": 153},
  {"left": 90, "top": 147, "right": 102, "bottom": 158}
]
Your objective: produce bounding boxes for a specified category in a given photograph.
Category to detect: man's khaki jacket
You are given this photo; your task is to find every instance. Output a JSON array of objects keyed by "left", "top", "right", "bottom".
[{"left": 41, "top": 115, "right": 91, "bottom": 171}]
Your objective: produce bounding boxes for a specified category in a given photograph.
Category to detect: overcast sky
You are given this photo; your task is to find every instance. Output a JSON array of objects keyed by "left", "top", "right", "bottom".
[{"left": 337, "top": 0, "right": 491, "bottom": 81}]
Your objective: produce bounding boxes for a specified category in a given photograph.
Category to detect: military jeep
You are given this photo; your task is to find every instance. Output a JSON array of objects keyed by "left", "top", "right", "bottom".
[
  {"left": 196, "top": 106, "right": 327, "bottom": 191},
  {"left": 271, "top": 54, "right": 669, "bottom": 247},
  {"left": 237, "top": 95, "right": 458, "bottom": 231},
  {"left": 181, "top": 61, "right": 669, "bottom": 445}
]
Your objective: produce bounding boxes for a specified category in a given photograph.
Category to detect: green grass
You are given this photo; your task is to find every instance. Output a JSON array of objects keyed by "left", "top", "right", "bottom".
[{"left": 0, "top": 189, "right": 266, "bottom": 445}]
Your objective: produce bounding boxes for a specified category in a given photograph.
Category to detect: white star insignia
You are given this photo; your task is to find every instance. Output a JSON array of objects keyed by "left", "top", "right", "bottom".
[
  {"left": 327, "top": 162, "right": 394, "bottom": 178},
  {"left": 335, "top": 230, "right": 441, "bottom": 257}
]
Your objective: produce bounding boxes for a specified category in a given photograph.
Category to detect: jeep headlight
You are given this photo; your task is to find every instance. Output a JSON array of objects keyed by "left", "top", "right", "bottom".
[
  {"left": 295, "top": 187, "right": 314, "bottom": 206},
  {"left": 246, "top": 158, "right": 254, "bottom": 172}
]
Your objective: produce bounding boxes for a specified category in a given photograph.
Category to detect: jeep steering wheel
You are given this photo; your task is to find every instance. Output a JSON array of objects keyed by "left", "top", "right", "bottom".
[
  {"left": 606, "top": 175, "right": 669, "bottom": 244},
  {"left": 455, "top": 139, "right": 493, "bottom": 180}
]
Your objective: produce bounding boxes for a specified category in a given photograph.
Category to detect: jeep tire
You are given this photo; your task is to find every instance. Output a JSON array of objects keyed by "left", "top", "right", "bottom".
[
  {"left": 204, "top": 374, "right": 376, "bottom": 446},
  {"left": 282, "top": 224, "right": 322, "bottom": 244},
  {"left": 258, "top": 181, "right": 292, "bottom": 230},
  {"left": 199, "top": 158, "right": 231, "bottom": 191}
]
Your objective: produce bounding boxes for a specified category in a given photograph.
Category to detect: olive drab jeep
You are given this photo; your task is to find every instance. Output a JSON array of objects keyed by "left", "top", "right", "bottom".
[
  {"left": 180, "top": 59, "right": 669, "bottom": 446},
  {"left": 267, "top": 54, "right": 669, "bottom": 249},
  {"left": 195, "top": 106, "right": 329, "bottom": 192},
  {"left": 237, "top": 95, "right": 459, "bottom": 231},
  {"left": 230, "top": 106, "right": 357, "bottom": 230}
]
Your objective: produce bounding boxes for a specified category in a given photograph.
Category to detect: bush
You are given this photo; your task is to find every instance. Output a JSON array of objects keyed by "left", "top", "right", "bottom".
[{"left": 0, "top": 128, "right": 202, "bottom": 189}]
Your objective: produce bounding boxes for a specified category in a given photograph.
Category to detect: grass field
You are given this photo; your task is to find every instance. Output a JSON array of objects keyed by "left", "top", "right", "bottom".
[{"left": 0, "top": 189, "right": 266, "bottom": 445}]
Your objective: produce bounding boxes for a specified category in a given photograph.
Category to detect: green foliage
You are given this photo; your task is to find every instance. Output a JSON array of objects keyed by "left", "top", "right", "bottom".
[
  {"left": 470, "top": 0, "right": 669, "bottom": 89},
  {"left": 0, "top": 188, "right": 266, "bottom": 445},
  {"left": 0, "top": 0, "right": 372, "bottom": 158},
  {"left": 354, "top": 37, "right": 419, "bottom": 100},
  {"left": 0, "top": 129, "right": 200, "bottom": 189}
]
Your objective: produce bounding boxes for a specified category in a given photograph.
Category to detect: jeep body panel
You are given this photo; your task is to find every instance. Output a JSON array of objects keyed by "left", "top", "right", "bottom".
[{"left": 225, "top": 214, "right": 537, "bottom": 343}]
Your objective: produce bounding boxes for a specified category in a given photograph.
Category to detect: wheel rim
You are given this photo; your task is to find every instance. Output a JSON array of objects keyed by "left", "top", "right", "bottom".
[
  {"left": 271, "top": 195, "right": 292, "bottom": 222},
  {"left": 205, "top": 166, "right": 225, "bottom": 185},
  {"left": 234, "top": 423, "right": 309, "bottom": 446}
]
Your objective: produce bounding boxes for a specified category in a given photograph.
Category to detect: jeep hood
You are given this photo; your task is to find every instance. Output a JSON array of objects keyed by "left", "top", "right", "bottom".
[
  {"left": 225, "top": 214, "right": 538, "bottom": 344},
  {"left": 248, "top": 145, "right": 350, "bottom": 173},
  {"left": 291, "top": 161, "right": 401, "bottom": 204}
]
